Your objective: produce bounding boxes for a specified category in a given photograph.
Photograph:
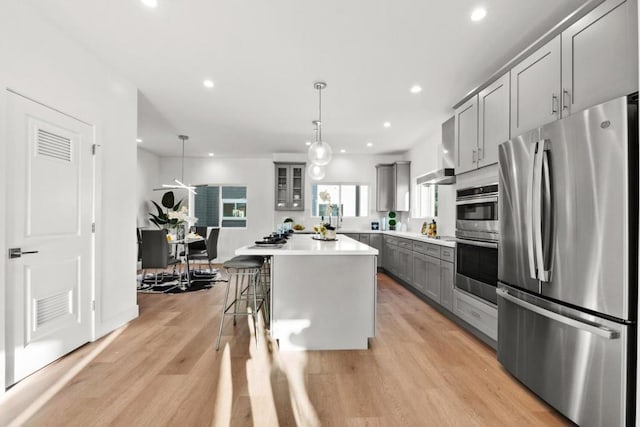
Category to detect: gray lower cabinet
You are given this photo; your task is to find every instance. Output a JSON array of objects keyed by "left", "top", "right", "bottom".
[
  {"left": 357, "top": 234, "right": 371, "bottom": 245},
  {"left": 424, "top": 255, "right": 441, "bottom": 302},
  {"left": 396, "top": 247, "right": 413, "bottom": 284},
  {"left": 343, "top": 233, "right": 359, "bottom": 240},
  {"left": 453, "top": 289, "right": 497, "bottom": 340},
  {"left": 369, "top": 234, "right": 383, "bottom": 267},
  {"left": 383, "top": 235, "right": 455, "bottom": 313},
  {"left": 412, "top": 252, "right": 428, "bottom": 292},
  {"left": 383, "top": 239, "right": 397, "bottom": 273},
  {"left": 440, "top": 261, "right": 454, "bottom": 311}
]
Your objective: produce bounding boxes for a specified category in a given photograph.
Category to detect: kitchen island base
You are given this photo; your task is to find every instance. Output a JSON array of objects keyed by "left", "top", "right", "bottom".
[{"left": 270, "top": 255, "right": 376, "bottom": 350}]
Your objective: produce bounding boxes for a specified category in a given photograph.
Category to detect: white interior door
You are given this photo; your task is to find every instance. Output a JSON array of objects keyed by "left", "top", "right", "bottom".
[{"left": 5, "top": 91, "right": 94, "bottom": 386}]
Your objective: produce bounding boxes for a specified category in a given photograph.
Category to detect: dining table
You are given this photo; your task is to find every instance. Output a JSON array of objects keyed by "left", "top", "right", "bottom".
[{"left": 168, "top": 235, "right": 205, "bottom": 288}]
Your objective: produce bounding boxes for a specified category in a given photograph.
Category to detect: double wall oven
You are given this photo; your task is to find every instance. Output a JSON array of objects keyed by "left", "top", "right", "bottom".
[{"left": 455, "top": 184, "right": 498, "bottom": 305}]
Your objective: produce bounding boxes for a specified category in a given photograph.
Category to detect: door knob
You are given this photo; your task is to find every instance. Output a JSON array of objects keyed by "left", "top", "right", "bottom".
[{"left": 8, "top": 248, "right": 39, "bottom": 259}]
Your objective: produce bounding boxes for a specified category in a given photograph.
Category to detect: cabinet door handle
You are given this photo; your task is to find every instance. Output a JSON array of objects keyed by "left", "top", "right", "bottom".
[
  {"left": 562, "top": 89, "right": 570, "bottom": 111},
  {"left": 477, "top": 147, "right": 483, "bottom": 161},
  {"left": 472, "top": 149, "right": 477, "bottom": 164},
  {"left": 551, "top": 94, "right": 559, "bottom": 115}
]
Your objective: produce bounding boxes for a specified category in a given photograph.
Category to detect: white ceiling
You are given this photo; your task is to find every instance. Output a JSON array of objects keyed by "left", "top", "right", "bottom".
[{"left": 29, "top": 0, "right": 587, "bottom": 158}]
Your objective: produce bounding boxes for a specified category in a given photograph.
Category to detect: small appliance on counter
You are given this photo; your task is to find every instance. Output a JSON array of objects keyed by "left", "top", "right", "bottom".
[{"left": 371, "top": 221, "right": 379, "bottom": 230}]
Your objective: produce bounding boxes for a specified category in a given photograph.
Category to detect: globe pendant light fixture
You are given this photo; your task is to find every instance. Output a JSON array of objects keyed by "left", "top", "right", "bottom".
[
  {"left": 308, "top": 163, "right": 326, "bottom": 180},
  {"left": 308, "top": 81, "right": 332, "bottom": 167}
]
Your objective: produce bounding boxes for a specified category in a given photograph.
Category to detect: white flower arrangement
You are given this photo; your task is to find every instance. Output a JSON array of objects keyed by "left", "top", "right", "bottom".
[{"left": 167, "top": 206, "right": 197, "bottom": 226}]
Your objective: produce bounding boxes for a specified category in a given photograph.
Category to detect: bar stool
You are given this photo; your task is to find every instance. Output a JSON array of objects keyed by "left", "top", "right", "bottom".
[{"left": 215, "top": 255, "right": 267, "bottom": 350}]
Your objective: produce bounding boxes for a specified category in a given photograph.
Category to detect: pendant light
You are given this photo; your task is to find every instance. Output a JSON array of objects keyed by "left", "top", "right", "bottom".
[
  {"left": 158, "top": 134, "right": 197, "bottom": 195},
  {"left": 308, "top": 163, "right": 326, "bottom": 180},
  {"left": 308, "top": 81, "right": 332, "bottom": 166}
]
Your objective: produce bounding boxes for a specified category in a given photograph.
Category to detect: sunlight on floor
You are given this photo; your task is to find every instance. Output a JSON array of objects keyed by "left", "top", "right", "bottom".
[
  {"left": 212, "top": 344, "right": 232, "bottom": 427},
  {"left": 6, "top": 325, "right": 128, "bottom": 427},
  {"left": 215, "top": 309, "right": 319, "bottom": 426}
]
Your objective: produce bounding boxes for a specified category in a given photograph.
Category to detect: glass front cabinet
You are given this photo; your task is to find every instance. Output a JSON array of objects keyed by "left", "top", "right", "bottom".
[{"left": 274, "top": 162, "right": 305, "bottom": 211}]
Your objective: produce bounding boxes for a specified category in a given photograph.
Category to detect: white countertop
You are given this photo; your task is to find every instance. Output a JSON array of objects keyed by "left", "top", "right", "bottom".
[
  {"left": 236, "top": 234, "right": 379, "bottom": 256},
  {"left": 294, "top": 230, "right": 456, "bottom": 248},
  {"left": 387, "top": 232, "right": 456, "bottom": 248}
]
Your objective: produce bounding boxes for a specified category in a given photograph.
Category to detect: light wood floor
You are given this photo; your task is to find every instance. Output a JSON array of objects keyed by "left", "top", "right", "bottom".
[{"left": 0, "top": 271, "right": 571, "bottom": 426}]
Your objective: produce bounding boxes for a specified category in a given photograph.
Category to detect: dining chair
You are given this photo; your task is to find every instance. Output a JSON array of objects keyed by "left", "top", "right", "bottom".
[
  {"left": 186, "top": 227, "right": 220, "bottom": 275},
  {"left": 140, "top": 229, "right": 182, "bottom": 288}
]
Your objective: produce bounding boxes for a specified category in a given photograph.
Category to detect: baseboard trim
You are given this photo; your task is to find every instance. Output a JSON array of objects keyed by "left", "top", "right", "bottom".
[{"left": 94, "top": 305, "right": 139, "bottom": 340}]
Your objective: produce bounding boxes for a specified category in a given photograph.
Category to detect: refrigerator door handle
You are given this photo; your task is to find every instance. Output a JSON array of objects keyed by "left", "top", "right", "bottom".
[
  {"left": 497, "top": 288, "right": 620, "bottom": 339},
  {"left": 526, "top": 141, "right": 538, "bottom": 280},
  {"left": 538, "top": 141, "right": 551, "bottom": 282}
]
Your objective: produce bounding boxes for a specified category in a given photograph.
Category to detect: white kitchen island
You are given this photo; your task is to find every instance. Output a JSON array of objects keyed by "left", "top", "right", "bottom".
[{"left": 235, "top": 234, "right": 378, "bottom": 350}]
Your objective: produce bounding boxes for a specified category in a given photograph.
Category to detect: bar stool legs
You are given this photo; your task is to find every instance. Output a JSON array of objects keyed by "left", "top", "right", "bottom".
[{"left": 215, "top": 256, "right": 265, "bottom": 350}]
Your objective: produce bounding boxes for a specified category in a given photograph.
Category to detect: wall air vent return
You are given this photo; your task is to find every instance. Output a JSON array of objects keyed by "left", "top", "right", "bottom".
[
  {"left": 35, "top": 291, "right": 71, "bottom": 327},
  {"left": 37, "top": 128, "right": 72, "bottom": 162}
]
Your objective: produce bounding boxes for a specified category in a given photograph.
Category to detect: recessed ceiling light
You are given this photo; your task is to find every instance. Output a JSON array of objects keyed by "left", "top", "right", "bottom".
[
  {"left": 208, "top": 152, "right": 214, "bottom": 157},
  {"left": 366, "top": 142, "right": 373, "bottom": 147},
  {"left": 340, "top": 149, "right": 346, "bottom": 153},
  {"left": 410, "top": 85, "right": 422, "bottom": 94},
  {"left": 383, "top": 122, "right": 391, "bottom": 128},
  {"left": 140, "top": 0, "right": 158, "bottom": 8},
  {"left": 471, "top": 7, "right": 487, "bottom": 22},
  {"left": 305, "top": 141, "right": 312, "bottom": 146},
  {"left": 136, "top": 138, "right": 143, "bottom": 143},
  {"left": 203, "top": 79, "right": 214, "bottom": 89}
]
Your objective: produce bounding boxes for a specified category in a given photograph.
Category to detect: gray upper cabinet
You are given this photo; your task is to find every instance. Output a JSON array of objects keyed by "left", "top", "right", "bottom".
[
  {"left": 456, "top": 73, "right": 510, "bottom": 174},
  {"left": 510, "top": 36, "right": 561, "bottom": 137},
  {"left": 375, "top": 164, "right": 394, "bottom": 211},
  {"left": 561, "top": 0, "right": 638, "bottom": 116},
  {"left": 454, "top": 96, "right": 478, "bottom": 175},
  {"left": 478, "top": 72, "right": 510, "bottom": 168},
  {"left": 274, "top": 162, "right": 305, "bottom": 211},
  {"left": 375, "top": 162, "right": 411, "bottom": 212}
]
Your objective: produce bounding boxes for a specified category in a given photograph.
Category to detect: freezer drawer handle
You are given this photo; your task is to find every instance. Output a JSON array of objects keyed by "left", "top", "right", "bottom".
[{"left": 497, "top": 288, "right": 619, "bottom": 340}]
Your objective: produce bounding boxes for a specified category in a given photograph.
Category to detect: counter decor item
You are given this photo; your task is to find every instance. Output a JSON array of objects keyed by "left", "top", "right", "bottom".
[
  {"left": 324, "top": 224, "right": 337, "bottom": 240},
  {"left": 421, "top": 221, "right": 428, "bottom": 235},
  {"left": 388, "top": 211, "right": 397, "bottom": 231},
  {"left": 312, "top": 223, "right": 338, "bottom": 240},
  {"left": 428, "top": 219, "right": 437, "bottom": 237},
  {"left": 371, "top": 221, "right": 379, "bottom": 230}
]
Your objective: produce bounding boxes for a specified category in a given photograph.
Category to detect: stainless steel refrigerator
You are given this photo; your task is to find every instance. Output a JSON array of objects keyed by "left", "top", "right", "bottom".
[{"left": 498, "top": 94, "right": 637, "bottom": 426}]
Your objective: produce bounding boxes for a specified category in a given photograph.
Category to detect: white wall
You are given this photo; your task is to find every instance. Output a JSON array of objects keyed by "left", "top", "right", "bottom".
[
  {"left": 0, "top": 1, "right": 138, "bottom": 393},
  {"left": 157, "top": 157, "right": 275, "bottom": 262},
  {"left": 273, "top": 153, "right": 402, "bottom": 231},
  {"left": 137, "top": 148, "right": 161, "bottom": 228},
  {"left": 403, "top": 128, "right": 456, "bottom": 237}
]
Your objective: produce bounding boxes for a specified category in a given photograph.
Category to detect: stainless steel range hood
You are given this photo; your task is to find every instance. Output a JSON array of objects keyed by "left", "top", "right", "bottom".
[
  {"left": 417, "top": 116, "right": 456, "bottom": 185},
  {"left": 416, "top": 168, "right": 456, "bottom": 185}
]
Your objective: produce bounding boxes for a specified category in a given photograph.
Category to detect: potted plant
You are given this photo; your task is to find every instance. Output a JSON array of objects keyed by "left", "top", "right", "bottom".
[{"left": 149, "top": 191, "right": 196, "bottom": 239}]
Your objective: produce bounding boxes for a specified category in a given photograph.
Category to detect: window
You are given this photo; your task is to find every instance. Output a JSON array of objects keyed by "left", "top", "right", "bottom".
[
  {"left": 311, "top": 184, "right": 369, "bottom": 217},
  {"left": 194, "top": 185, "right": 247, "bottom": 228},
  {"left": 416, "top": 183, "right": 438, "bottom": 218}
]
